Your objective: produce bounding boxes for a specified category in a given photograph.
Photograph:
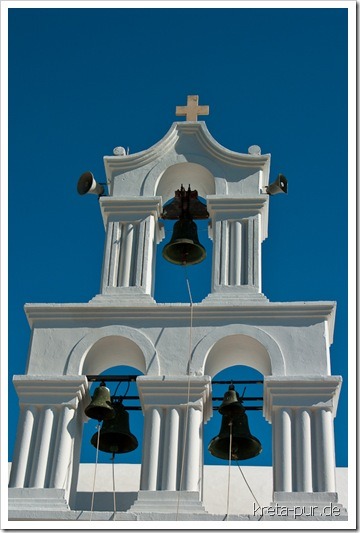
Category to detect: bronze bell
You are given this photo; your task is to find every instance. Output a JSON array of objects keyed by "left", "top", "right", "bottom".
[
  {"left": 162, "top": 218, "right": 206, "bottom": 266},
  {"left": 208, "top": 385, "right": 262, "bottom": 461},
  {"left": 219, "top": 384, "right": 244, "bottom": 417},
  {"left": 84, "top": 381, "right": 115, "bottom": 421},
  {"left": 90, "top": 401, "right": 138, "bottom": 454}
]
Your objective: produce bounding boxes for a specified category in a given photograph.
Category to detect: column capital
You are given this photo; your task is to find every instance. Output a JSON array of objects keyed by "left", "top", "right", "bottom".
[
  {"left": 12, "top": 375, "right": 90, "bottom": 408},
  {"left": 136, "top": 376, "right": 212, "bottom": 422},
  {"left": 99, "top": 196, "right": 163, "bottom": 225},
  {"left": 263, "top": 376, "right": 342, "bottom": 422},
  {"left": 206, "top": 195, "right": 269, "bottom": 241}
]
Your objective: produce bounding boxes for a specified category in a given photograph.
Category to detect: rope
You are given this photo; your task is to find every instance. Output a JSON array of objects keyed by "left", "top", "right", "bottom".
[
  {"left": 89, "top": 423, "right": 101, "bottom": 521},
  {"left": 176, "top": 265, "right": 194, "bottom": 520},
  {"left": 236, "top": 461, "right": 263, "bottom": 519},
  {"left": 113, "top": 379, "right": 130, "bottom": 398},
  {"left": 185, "top": 273, "right": 194, "bottom": 375},
  {"left": 111, "top": 453, "right": 117, "bottom": 519}
]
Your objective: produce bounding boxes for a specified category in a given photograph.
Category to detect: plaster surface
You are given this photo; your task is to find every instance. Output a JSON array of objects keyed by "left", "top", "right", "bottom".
[
  {"left": 23, "top": 301, "right": 335, "bottom": 378},
  {"left": 8, "top": 464, "right": 348, "bottom": 521},
  {"left": 104, "top": 122, "right": 271, "bottom": 200}
]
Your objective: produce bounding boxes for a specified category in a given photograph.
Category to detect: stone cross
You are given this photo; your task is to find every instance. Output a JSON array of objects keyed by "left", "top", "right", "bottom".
[{"left": 176, "top": 95, "right": 209, "bottom": 121}]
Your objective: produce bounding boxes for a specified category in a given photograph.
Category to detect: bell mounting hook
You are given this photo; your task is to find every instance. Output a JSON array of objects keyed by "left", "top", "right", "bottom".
[{"left": 161, "top": 184, "right": 209, "bottom": 220}]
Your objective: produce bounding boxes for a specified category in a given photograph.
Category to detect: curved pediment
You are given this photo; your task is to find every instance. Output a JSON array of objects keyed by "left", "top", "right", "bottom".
[{"left": 104, "top": 122, "right": 271, "bottom": 198}]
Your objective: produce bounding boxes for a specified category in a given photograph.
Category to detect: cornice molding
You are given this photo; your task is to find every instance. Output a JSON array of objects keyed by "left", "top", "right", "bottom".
[
  {"left": 99, "top": 196, "right": 163, "bottom": 225},
  {"left": 12, "top": 375, "right": 89, "bottom": 406},
  {"left": 263, "top": 376, "right": 342, "bottom": 421},
  {"left": 24, "top": 301, "right": 336, "bottom": 332},
  {"left": 104, "top": 122, "right": 271, "bottom": 179}
]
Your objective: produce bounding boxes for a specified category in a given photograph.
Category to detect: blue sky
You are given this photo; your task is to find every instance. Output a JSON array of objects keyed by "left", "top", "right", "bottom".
[{"left": 6, "top": 4, "right": 351, "bottom": 471}]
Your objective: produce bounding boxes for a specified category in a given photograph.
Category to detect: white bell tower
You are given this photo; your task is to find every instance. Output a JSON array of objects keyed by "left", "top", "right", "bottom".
[{"left": 8, "top": 96, "right": 346, "bottom": 521}]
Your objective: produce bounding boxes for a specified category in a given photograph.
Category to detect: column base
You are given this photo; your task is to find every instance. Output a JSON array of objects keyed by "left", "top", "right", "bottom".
[
  {"left": 89, "top": 290, "right": 156, "bottom": 306},
  {"left": 8, "top": 487, "right": 70, "bottom": 512},
  {"left": 129, "top": 491, "right": 208, "bottom": 515},
  {"left": 202, "top": 287, "right": 268, "bottom": 305},
  {"left": 274, "top": 491, "right": 339, "bottom": 503}
]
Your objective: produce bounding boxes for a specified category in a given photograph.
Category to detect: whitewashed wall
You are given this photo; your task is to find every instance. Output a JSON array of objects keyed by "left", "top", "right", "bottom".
[{"left": 72, "top": 464, "right": 348, "bottom": 515}]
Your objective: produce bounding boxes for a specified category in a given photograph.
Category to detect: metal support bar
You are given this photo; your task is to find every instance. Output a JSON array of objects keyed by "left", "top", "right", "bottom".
[
  {"left": 86, "top": 376, "right": 264, "bottom": 411},
  {"left": 213, "top": 406, "right": 262, "bottom": 411},
  {"left": 87, "top": 376, "right": 264, "bottom": 385},
  {"left": 212, "top": 396, "right": 263, "bottom": 401},
  {"left": 107, "top": 405, "right": 263, "bottom": 411},
  {"left": 87, "top": 375, "right": 138, "bottom": 382},
  {"left": 212, "top": 380, "right": 263, "bottom": 385}
]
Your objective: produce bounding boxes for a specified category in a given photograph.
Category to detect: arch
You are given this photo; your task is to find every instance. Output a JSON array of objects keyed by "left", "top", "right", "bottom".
[
  {"left": 155, "top": 162, "right": 215, "bottom": 203},
  {"left": 190, "top": 325, "right": 285, "bottom": 377},
  {"left": 81, "top": 363, "right": 144, "bottom": 466},
  {"left": 143, "top": 158, "right": 222, "bottom": 202},
  {"left": 204, "top": 363, "right": 272, "bottom": 466},
  {"left": 64, "top": 325, "right": 160, "bottom": 376}
]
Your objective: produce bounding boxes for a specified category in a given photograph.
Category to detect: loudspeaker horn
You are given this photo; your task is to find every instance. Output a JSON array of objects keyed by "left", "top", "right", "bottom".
[
  {"left": 266, "top": 174, "right": 288, "bottom": 195},
  {"left": 77, "top": 171, "right": 105, "bottom": 196}
]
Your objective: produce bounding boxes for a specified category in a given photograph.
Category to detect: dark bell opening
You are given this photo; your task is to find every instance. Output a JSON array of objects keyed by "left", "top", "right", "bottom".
[
  {"left": 90, "top": 431, "right": 138, "bottom": 454},
  {"left": 162, "top": 219, "right": 206, "bottom": 266},
  {"left": 209, "top": 435, "right": 262, "bottom": 461}
]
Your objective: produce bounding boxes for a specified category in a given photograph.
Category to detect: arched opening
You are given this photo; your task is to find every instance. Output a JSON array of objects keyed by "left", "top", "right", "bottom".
[
  {"left": 81, "top": 365, "right": 143, "bottom": 465},
  {"left": 81, "top": 337, "right": 147, "bottom": 376},
  {"left": 204, "top": 365, "right": 271, "bottom": 467},
  {"left": 202, "top": 364, "right": 272, "bottom": 516},
  {"left": 154, "top": 162, "right": 215, "bottom": 303},
  {"left": 190, "top": 327, "right": 285, "bottom": 378},
  {"left": 154, "top": 162, "right": 216, "bottom": 204},
  {"left": 65, "top": 327, "right": 160, "bottom": 377},
  {"left": 204, "top": 334, "right": 272, "bottom": 377},
  {"left": 77, "top": 365, "right": 144, "bottom": 512}
]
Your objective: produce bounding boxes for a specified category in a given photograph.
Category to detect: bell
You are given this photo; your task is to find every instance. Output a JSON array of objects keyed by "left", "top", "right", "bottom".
[
  {"left": 162, "top": 218, "right": 206, "bottom": 266},
  {"left": 90, "top": 401, "right": 138, "bottom": 454},
  {"left": 84, "top": 381, "right": 115, "bottom": 421},
  {"left": 219, "top": 384, "right": 244, "bottom": 417},
  {"left": 208, "top": 386, "right": 262, "bottom": 461}
]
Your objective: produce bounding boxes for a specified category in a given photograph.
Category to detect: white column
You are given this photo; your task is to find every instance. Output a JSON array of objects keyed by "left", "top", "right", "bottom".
[
  {"left": 182, "top": 406, "right": 202, "bottom": 492},
  {"left": 247, "top": 217, "right": 254, "bottom": 285},
  {"left": 140, "top": 406, "right": 162, "bottom": 490},
  {"left": 219, "top": 220, "right": 228, "bottom": 286},
  {"left": 29, "top": 406, "right": 55, "bottom": 488},
  {"left": 8, "top": 405, "right": 36, "bottom": 488},
  {"left": 253, "top": 214, "right": 261, "bottom": 290},
  {"left": 230, "top": 221, "right": 242, "bottom": 286},
  {"left": 49, "top": 405, "right": 76, "bottom": 489},
  {"left": 109, "top": 222, "right": 122, "bottom": 287},
  {"left": 136, "top": 376, "right": 211, "bottom": 501},
  {"left": 99, "top": 198, "right": 163, "bottom": 297},
  {"left": 119, "top": 223, "right": 135, "bottom": 287},
  {"left": 161, "top": 407, "right": 180, "bottom": 490},
  {"left": 314, "top": 407, "right": 336, "bottom": 492},
  {"left": 273, "top": 407, "right": 293, "bottom": 492},
  {"left": 135, "top": 216, "right": 155, "bottom": 294},
  {"left": 294, "top": 408, "right": 312, "bottom": 492},
  {"left": 101, "top": 221, "right": 114, "bottom": 290},
  {"left": 264, "top": 377, "right": 342, "bottom": 503}
]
